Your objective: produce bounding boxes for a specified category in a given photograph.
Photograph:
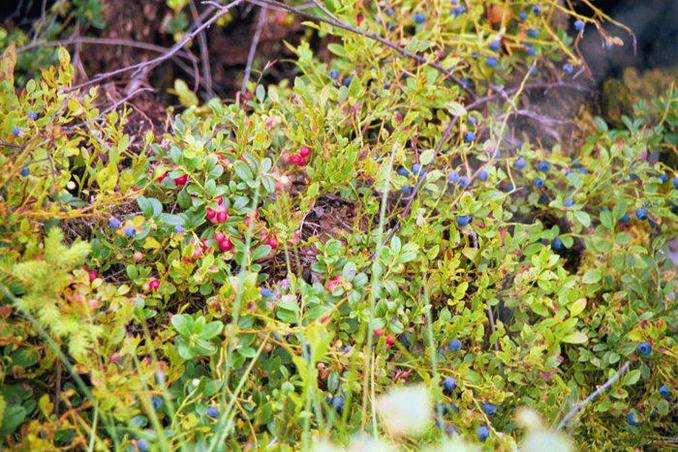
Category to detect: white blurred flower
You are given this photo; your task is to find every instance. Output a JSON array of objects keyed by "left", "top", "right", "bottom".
[
  {"left": 312, "top": 440, "right": 342, "bottom": 452},
  {"left": 348, "top": 434, "right": 396, "bottom": 452},
  {"left": 426, "top": 438, "right": 480, "bottom": 452},
  {"left": 515, "top": 407, "right": 543, "bottom": 430},
  {"left": 376, "top": 385, "right": 432, "bottom": 436},
  {"left": 522, "top": 430, "right": 573, "bottom": 452}
]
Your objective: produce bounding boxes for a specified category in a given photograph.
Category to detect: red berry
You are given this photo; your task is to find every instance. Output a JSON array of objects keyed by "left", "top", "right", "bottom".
[
  {"left": 174, "top": 174, "right": 188, "bottom": 187},
  {"left": 299, "top": 146, "right": 311, "bottom": 158},
  {"left": 217, "top": 211, "right": 228, "bottom": 223},
  {"left": 88, "top": 270, "right": 98, "bottom": 282},
  {"left": 206, "top": 208, "right": 216, "bottom": 220},
  {"left": 214, "top": 232, "right": 225, "bottom": 242},
  {"left": 149, "top": 279, "right": 160, "bottom": 291},
  {"left": 216, "top": 196, "right": 224, "bottom": 205},
  {"left": 386, "top": 335, "right": 395, "bottom": 346},
  {"left": 218, "top": 238, "right": 233, "bottom": 252},
  {"left": 266, "top": 235, "right": 279, "bottom": 249},
  {"left": 374, "top": 329, "right": 384, "bottom": 337},
  {"left": 289, "top": 154, "right": 302, "bottom": 166},
  {"left": 298, "top": 156, "right": 308, "bottom": 166}
]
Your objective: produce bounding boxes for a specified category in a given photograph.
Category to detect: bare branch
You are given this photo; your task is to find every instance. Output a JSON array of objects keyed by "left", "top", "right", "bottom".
[{"left": 241, "top": 6, "right": 268, "bottom": 95}]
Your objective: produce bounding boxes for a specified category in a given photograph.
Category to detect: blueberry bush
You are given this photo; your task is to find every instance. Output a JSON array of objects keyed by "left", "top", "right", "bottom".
[{"left": 0, "top": 1, "right": 676, "bottom": 450}]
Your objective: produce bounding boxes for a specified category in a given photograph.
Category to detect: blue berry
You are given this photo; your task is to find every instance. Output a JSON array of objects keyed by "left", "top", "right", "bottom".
[
  {"left": 636, "top": 342, "right": 652, "bottom": 357},
  {"left": 574, "top": 20, "right": 585, "bottom": 31},
  {"left": 206, "top": 405, "right": 219, "bottom": 418},
  {"left": 109, "top": 218, "right": 121, "bottom": 229},
  {"left": 342, "top": 345, "right": 352, "bottom": 353},
  {"left": 527, "top": 29, "right": 538, "bottom": 39},
  {"left": 515, "top": 157, "right": 527, "bottom": 170},
  {"left": 659, "top": 385, "right": 672, "bottom": 400},
  {"left": 450, "top": 403, "right": 459, "bottom": 413},
  {"left": 414, "top": 13, "right": 426, "bottom": 24},
  {"left": 563, "top": 63, "right": 574, "bottom": 75},
  {"left": 11, "top": 127, "right": 21, "bottom": 137},
  {"left": 329, "top": 69, "right": 339, "bottom": 80},
  {"left": 458, "top": 176, "right": 471, "bottom": 188},
  {"left": 489, "top": 41, "right": 501, "bottom": 52},
  {"left": 481, "top": 402, "right": 496, "bottom": 416},
  {"left": 20, "top": 166, "right": 30, "bottom": 177},
  {"left": 530, "top": 67, "right": 538, "bottom": 76},
  {"left": 124, "top": 226, "right": 137, "bottom": 237},
  {"left": 452, "top": 5, "right": 466, "bottom": 16},
  {"left": 137, "top": 439, "right": 150, "bottom": 452},
  {"left": 402, "top": 185, "right": 413, "bottom": 195},
  {"left": 564, "top": 198, "right": 574, "bottom": 207},
  {"left": 486, "top": 56, "right": 498, "bottom": 68},
  {"left": 435, "top": 402, "right": 449, "bottom": 415},
  {"left": 411, "top": 163, "right": 424, "bottom": 176},
  {"left": 619, "top": 213, "right": 630, "bottom": 224},
  {"left": 385, "top": 7, "right": 394, "bottom": 16},
  {"left": 447, "top": 171, "right": 460, "bottom": 184},
  {"left": 531, "top": 5, "right": 541, "bottom": 15},
  {"left": 538, "top": 193, "right": 549, "bottom": 205},
  {"left": 397, "top": 166, "right": 409, "bottom": 177},
  {"left": 447, "top": 338, "right": 462, "bottom": 352},
  {"left": 551, "top": 237, "right": 563, "bottom": 251},
  {"left": 477, "top": 169, "right": 488, "bottom": 181},
  {"left": 657, "top": 173, "right": 668, "bottom": 183},
  {"left": 28, "top": 111, "right": 38, "bottom": 120},
  {"left": 635, "top": 208, "right": 648, "bottom": 221},
  {"left": 626, "top": 412, "right": 640, "bottom": 426},
  {"left": 151, "top": 396, "right": 163, "bottom": 410},
  {"left": 533, "top": 178, "right": 544, "bottom": 188},
  {"left": 174, "top": 225, "right": 185, "bottom": 234},
  {"left": 519, "top": 12, "right": 527, "bottom": 20},
  {"left": 527, "top": 46, "right": 536, "bottom": 56},
  {"left": 537, "top": 160, "right": 550, "bottom": 172},
  {"left": 464, "top": 131, "right": 476, "bottom": 142},
  {"left": 261, "top": 288, "right": 273, "bottom": 298},
  {"left": 342, "top": 76, "right": 352, "bottom": 87},
  {"left": 672, "top": 176, "right": 678, "bottom": 189},
  {"left": 331, "top": 395, "right": 345, "bottom": 412},
  {"left": 442, "top": 377, "right": 456, "bottom": 394},
  {"left": 456, "top": 215, "right": 473, "bottom": 227},
  {"left": 477, "top": 425, "right": 490, "bottom": 441}
]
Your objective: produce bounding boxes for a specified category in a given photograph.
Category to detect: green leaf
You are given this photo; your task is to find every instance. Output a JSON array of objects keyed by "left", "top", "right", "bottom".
[
  {"left": 200, "top": 321, "right": 224, "bottom": 339},
  {"left": 171, "top": 314, "right": 193, "bottom": 336},
  {"left": 573, "top": 210, "right": 591, "bottom": 228},
  {"left": 623, "top": 369, "right": 641, "bottom": 386},
  {"left": 582, "top": 270, "right": 601, "bottom": 284},
  {"left": 562, "top": 331, "right": 588, "bottom": 344}
]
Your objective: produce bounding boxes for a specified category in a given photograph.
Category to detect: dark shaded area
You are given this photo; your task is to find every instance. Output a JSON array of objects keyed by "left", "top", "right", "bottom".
[{"left": 574, "top": 0, "right": 678, "bottom": 80}]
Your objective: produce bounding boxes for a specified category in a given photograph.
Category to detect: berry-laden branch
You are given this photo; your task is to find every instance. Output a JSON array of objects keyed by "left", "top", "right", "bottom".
[{"left": 555, "top": 361, "right": 631, "bottom": 431}]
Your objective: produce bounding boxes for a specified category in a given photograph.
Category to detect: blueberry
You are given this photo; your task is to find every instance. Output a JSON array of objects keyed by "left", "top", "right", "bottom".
[
  {"left": 468, "top": 116, "right": 478, "bottom": 126},
  {"left": 538, "top": 193, "right": 549, "bottom": 205},
  {"left": 414, "top": 13, "right": 426, "bottom": 24},
  {"left": 564, "top": 198, "right": 574, "bottom": 207},
  {"left": 464, "top": 131, "right": 476, "bottom": 142},
  {"left": 342, "top": 345, "right": 352, "bottom": 353},
  {"left": 447, "top": 172, "right": 460, "bottom": 184},
  {"left": 342, "top": 76, "right": 353, "bottom": 87},
  {"left": 626, "top": 412, "right": 640, "bottom": 426},
  {"left": 477, "top": 425, "right": 490, "bottom": 441},
  {"left": 659, "top": 385, "right": 672, "bottom": 400},
  {"left": 206, "top": 405, "right": 219, "bottom": 418},
  {"left": 533, "top": 178, "right": 544, "bottom": 188},
  {"left": 174, "top": 225, "right": 185, "bottom": 234},
  {"left": 124, "top": 226, "right": 137, "bottom": 237},
  {"left": 385, "top": 7, "right": 394, "bottom": 16},
  {"left": 435, "top": 402, "right": 449, "bottom": 415},
  {"left": 551, "top": 237, "right": 563, "bottom": 251},
  {"left": 527, "top": 46, "right": 536, "bottom": 56},
  {"left": 530, "top": 67, "right": 538, "bottom": 76},
  {"left": 109, "top": 218, "right": 121, "bottom": 229},
  {"left": 397, "top": 166, "right": 409, "bottom": 177},
  {"left": 574, "top": 20, "right": 585, "bottom": 31},
  {"left": 527, "top": 29, "right": 538, "bottom": 39},
  {"left": 515, "top": 157, "right": 527, "bottom": 170},
  {"left": 489, "top": 41, "right": 501, "bottom": 52},
  {"left": 137, "top": 439, "right": 150, "bottom": 452},
  {"left": 28, "top": 111, "right": 38, "bottom": 120},
  {"left": 481, "top": 402, "right": 496, "bottom": 416},
  {"left": 657, "top": 173, "right": 668, "bottom": 183},
  {"left": 11, "top": 127, "right": 21, "bottom": 137},
  {"left": 531, "top": 5, "right": 541, "bottom": 15},
  {"left": 329, "top": 69, "right": 339, "bottom": 80},
  {"left": 458, "top": 176, "right": 471, "bottom": 188},
  {"left": 635, "top": 208, "right": 648, "bottom": 221},
  {"left": 486, "top": 56, "right": 498, "bottom": 68},
  {"left": 519, "top": 12, "right": 527, "bottom": 21},
  {"left": 412, "top": 163, "right": 424, "bottom": 176},
  {"left": 619, "top": 213, "right": 630, "bottom": 224},
  {"left": 477, "top": 169, "right": 488, "bottom": 181},
  {"left": 537, "top": 160, "right": 550, "bottom": 172},
  {"left": 673, "top": 176, "right": 678, "bottom": 189},
  {"left": 450, "top": 403, "right": 459, "bottom": 413},
  {"left": 563, "top": 63, "right": 574, "bottom": 75},
  {"left": 151, "top": 396, "right": 163, "bottom": 410},
  {"left": 636, "top": 342, "right": 652, "bottom": 357},
  {"left": 447, "top": 338, "right": 462, "bottom": 352},
  {"left": 456, "top": 215, "right": 473, "bottom": 227},
  {"left": 452, "top": 5, "right": 466, "bottom": 16},
  {"left": 331, "top": 395, "right": 345, "bottom": 412},
  {"left": 442, "top": 377, "right": 456, "bottom": 394},
  {"left": 20, "top": 166, "right": 30, "bottom": 177},
  {"left": 402, "top": 185, "right": 413, "bottom": 195},
  {"left": 260, "top": 288, "right": 273, "bottom": 298}
]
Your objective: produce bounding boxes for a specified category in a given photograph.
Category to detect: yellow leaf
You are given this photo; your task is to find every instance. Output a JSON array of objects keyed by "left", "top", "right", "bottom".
[
  {"left": 39, "top": 394, "right": 54, "bottom": 418},
  {"left": 568, "top": 298, "right": 587, "bottom": 317},
  {"left": 562, "top": 332, "right": 588, "bottom": 344},
  {"left": 143, "top": 237, "right": 161, "bottom": 250},
  {"left": 0, "top": 44, "right": 16, "bottom": 83}
]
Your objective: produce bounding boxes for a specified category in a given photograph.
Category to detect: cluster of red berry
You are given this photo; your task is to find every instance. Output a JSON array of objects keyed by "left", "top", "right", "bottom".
[
  {"left": 206, "top": 196, "right": 229, "bottom": 224},
  {"left": 284, "top": 146, "right": 311, "bottom": 167},
  {"left": 159, "top": 164, "right": 189, "bottom": 188}
]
